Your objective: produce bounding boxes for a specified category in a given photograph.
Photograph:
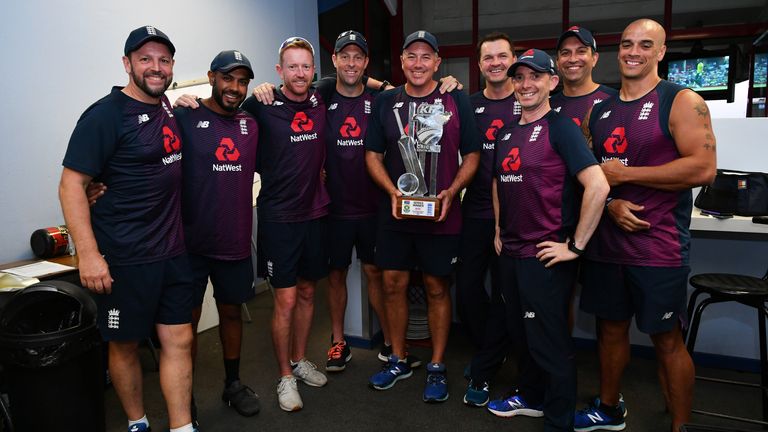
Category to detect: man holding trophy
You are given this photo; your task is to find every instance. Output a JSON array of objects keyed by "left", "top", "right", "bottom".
[{"left": 365, "top": 30, "right": 480, "bottom": 402}]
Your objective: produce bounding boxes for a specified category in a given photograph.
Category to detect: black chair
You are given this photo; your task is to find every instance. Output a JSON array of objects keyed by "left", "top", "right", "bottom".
[{"left": 686, "top": 267, "right": 768, "bottom": 426}]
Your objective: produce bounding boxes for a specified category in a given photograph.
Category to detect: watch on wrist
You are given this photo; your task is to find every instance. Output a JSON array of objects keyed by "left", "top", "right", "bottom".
[
  {"left": 379, "top": 80, "right": 391, "bottom": 92},
  {"left": 568, "top": 239, "right": 584, "bottom": 256}
]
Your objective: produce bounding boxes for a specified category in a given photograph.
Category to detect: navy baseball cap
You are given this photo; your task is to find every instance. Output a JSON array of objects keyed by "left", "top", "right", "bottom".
[
  {"left": 403, "top": 30, "right": 439, "bottom": 52},
  {"left": 210, "top": 50, "right": 254, "bottom": 79},
  {"left": 557, "top": 26, "right": 598, "bottom": 51},
  {"left": 124, "top": 25, "right": 175, "bottom": 56},
  {"left": 508, "top": 49, "right": 557, "bottom": 76},
  {"left": 335, "top": 30, "right": 368, "bottom": 55}
]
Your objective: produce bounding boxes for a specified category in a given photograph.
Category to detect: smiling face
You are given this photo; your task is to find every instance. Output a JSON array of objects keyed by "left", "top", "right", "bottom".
[
  {"left": 123, "top": 41, "right": 174, "bottom": 101},
  {"left": 332, "top": 44, "right": 369, "bottom": 88},
  {"left": 401, "top": 41, "right": 441, "bottom": 92},
  {"left": 618, "top": 19, "right": 667, "bottom": 81},
  {"left": 557, "top": 36, "right": 598, "bottom": 87},
  {"left": 512, "top": 65, "right": 558, "bottom": 112},
  {"left": 209, "top": 68, "right": 251, "bottom": 114},
  {"left": 479, "top": 39, "right": 516, "bottom": 85},
  {"left": 277, "top": 46, "right": 315, "bottom": 101}
]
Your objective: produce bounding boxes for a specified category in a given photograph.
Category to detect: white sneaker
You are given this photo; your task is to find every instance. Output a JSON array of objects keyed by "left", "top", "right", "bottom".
[
  {"left": 291, "top": 358, "right": 328, "bottom": 387},
  {"left": 277, "top": 376, "right": 303, "bottom": 412}
]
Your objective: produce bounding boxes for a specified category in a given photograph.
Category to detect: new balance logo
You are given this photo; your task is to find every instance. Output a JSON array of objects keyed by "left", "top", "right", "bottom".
[
  {"left": 450, "top": 257, "right": 458, "bottom": 264},
  {"left": 586, "top": 412, "right": 604, "bottom": 423},
  {"left": 501, "top": 133, "right": 511, "bottom": 141},
  {"left": 137, "top": 114, "right": 150, "bottom": 124},
  {"left": 393, "top": 102, "right": 404, "bottom": 109},
  {"left": 272, "top": 101, "right": 284, "bottom": 106},
  {"left": 600, "top": 110, "right": 612, "bottom": 119},
  {"left": 638, "top": 102, "right": 654, "bottom": 120},
  {"left": 328, "top": 103, "right": 338, "bottom": 110},
  {"left": 662, "top": 312, "right": 674, "bottom": 320},
  {"left": 553, "top": 106, "right": 562, "bottom": 113},
  {"left": 196, "top": 121, "right": 209, "bottom": 128},
  {"left": 107, "top": 308, "right": 120, "bottom": 329},
  {"left": 524, "top": 311, "right": 535, "bottom": 319},
  {"left": 529, "top": 125, "right": 542, "bottom": 142},
  {"left": 475, "top": 106, "right": 485, "bottom": 114}
]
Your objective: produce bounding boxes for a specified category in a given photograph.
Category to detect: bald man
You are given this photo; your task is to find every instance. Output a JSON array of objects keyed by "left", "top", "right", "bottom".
[{"left": 575, "top": 19, "right": 716, "bottom": 432}]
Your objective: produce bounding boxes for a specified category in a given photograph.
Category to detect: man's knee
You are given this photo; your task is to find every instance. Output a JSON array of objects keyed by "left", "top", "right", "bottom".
[
  {"left": 599, "top": 319, "right": 631, "bottom": 342},
  {"left": 651, "top": 327, "right": 686, "bottom": 357},
  {"left": 216, "top": 303, "right": 243, "bottom": 322},
  {"left": 156, "top": 323, "right": 193, "bottom": 351}
]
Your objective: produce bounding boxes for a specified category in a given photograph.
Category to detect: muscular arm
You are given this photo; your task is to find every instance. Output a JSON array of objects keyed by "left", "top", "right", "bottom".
[
  {"left": 365, "top": 150, "right": 402, "bottom": 219},
  {"left": 59, "top": 168, "right": 113, "bottom": 293},
  {"left": 601, "top": 90, "right": 716, "bottom": 191},
  {"left": 437, "top": 151, "right": 479, "bottom": 221}
]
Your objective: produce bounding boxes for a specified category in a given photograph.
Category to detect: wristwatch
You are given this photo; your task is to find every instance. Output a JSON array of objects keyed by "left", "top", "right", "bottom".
[
  {"left": 379, "top": 80, "right": 391, "bottom": 92},
  {"left": 568, "top": 239, "right": 584, "bottom": 256}
]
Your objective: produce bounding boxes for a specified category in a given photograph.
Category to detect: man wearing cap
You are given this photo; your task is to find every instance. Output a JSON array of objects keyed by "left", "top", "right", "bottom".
[
  {"left": 240, "top": 36, "right": 329, "bottom": 412},
  {"left": 173, "top": 50, "right": 260, "bottom": 420},
  {"left": 365, "top": 30, "right": 480, "bottom": 403},
  {"left": 460, "top": 31, "right": 520, "bottom": 407},
  {"left": 59, "top": 26, "right": 196, "bottom": 432},
  {"left": 576, "top": 19, "right": 716, "bottom": 432},
  {"left": 551, "top": 26, "right": 617, "bottom": 127},
  {"left": 485, "top": 49, "right": 608, "bottom": 431}
]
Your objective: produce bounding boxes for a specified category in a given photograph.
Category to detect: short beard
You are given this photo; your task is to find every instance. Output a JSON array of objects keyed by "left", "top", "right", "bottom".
[{"left": 131, "top": 69, "right": 172, "bottom": 98}]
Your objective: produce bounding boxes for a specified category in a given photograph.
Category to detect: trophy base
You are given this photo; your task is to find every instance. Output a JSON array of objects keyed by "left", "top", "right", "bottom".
[{"left": 396, "top": 196, "right": 441, "bottom": 221}]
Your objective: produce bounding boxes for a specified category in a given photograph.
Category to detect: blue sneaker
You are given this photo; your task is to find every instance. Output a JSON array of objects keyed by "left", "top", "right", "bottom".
[
  {"left": 487, "top": 391, "right": 544, "bottom": 418},
  {"left": 128, "top": 423, "right": 150, "bottom": 432},
  {"left": 592, "top": 393, "right": 628, "bottom": 418},
  {"left": 423, "top": 362, "right": 449, "bottom": 402},
  {"left": 574, "top": 400, "right": 627, "bottom": 431},
  {"left": 463, "top": 380, "right": 489, "bottom": 407},
  {"left": 369, "top": 355, "right": 412, "bottom": 390}
]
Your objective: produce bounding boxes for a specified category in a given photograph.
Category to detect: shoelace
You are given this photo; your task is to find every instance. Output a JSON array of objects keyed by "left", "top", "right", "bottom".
[
  {"left": 327, "top": 342, "right": 345, "bottom": 359},
  {"left": 426, "top": 373, "right": 446, "bottom": 384}
]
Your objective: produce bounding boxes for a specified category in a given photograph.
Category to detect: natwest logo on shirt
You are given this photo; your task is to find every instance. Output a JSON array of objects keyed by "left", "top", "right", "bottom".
[
  {"left": 215, "top": 137, "right": 240, "bottom": 161},
  {"left": 602, "top": 127, "right": 627, "bottom": 154},
  {"left": 499, "top": 147, "right": 523, "bottom": 183},
  {"left": 161, "top": 126, "right": 182, "bottom": 165},
  {"left": 340, "top": 116, "right": 361, "bottom": 138},
  {"left": 485, "top": 119, "right": 504, "bottom": 141},
  {"left": 290, "top": 112, "right": 314, "bottom": 133}
]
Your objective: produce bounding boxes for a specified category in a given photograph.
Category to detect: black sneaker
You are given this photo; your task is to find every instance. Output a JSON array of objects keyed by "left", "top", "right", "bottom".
[
  {"left": 222, "top": 380, "right": 260, "bottom": 417},
  {"left": 377, "top": 344, "right": 422, "bottom": 368},
  {"left": 326, "top": 340, "right": 352, "bottom": 372}
]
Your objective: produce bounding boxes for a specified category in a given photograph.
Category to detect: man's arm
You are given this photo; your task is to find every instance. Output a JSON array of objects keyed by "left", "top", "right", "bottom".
[
  {"left": 581, "top": 107, "right": 594, "bottom": 150},
  {"left": 492, "top": 178, "right": 502, "bottom": 256},
  {"left": 601, "top": 90, "right": 717, "bottom": 191},
  {"left": 365, "top": 150, "right": 402, "bottom": 220},
  {"left": 59, "top": 168, "right": 113, "bottom": 293},
  {"left": 535, "top": 165, "right": 609, "bottom": 267},
  {"left": 436, "top": 151, "right": 479, "bottom": 222}
]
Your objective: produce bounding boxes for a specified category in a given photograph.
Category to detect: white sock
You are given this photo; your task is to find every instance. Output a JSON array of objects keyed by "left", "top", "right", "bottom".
[
  {"left": 169, "top": 423, "right": 195, "bottom": 432},
  {"left": 128, "top": 415, "right": 148, "bottom": 429}
]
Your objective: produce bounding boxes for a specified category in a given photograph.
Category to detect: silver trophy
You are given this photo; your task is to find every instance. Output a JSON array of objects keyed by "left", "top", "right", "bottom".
[{"left": 393, "top": 99, "right": 452, "bottom": 220}]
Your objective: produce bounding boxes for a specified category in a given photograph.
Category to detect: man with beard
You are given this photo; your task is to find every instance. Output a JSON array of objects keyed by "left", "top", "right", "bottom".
[
  {"left": 242, "top": 37, "right": 330, "bottom": 412},
  {"left": 174, "top": 50, "right": 261, "bottom": 421},
  {"left": 551, "top": 26, "right": 617, "bottom": 127},
  {"left": 576, "top": 19, "right": 716, "bottom": 432},
  {"left": 59, "top": 26, "right": 196, "bottom": 432},
  {"left": 459, "top": 31, "right": 520, "bottom": 407},
  {"left": 365, "top": 30, "right": 480, "bottom": 403}
]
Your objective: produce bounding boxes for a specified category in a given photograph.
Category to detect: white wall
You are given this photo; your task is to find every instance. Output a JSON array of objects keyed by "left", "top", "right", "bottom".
[{"left": 0, "top": 0, "right": 320, "bottom": 263}]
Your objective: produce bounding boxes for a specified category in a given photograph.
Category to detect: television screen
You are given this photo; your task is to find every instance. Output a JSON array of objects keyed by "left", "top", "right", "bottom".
[
  {"left": 667, "top": 56, "right": 730, "bottom": 91},
  {"left": 755, "top": 53, "right": 767, "bottom": 88}
]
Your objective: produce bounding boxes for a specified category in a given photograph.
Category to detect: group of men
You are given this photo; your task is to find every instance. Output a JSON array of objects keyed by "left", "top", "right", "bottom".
[{"left": 58, "top": 16, "right": 716, "bottom": 432}]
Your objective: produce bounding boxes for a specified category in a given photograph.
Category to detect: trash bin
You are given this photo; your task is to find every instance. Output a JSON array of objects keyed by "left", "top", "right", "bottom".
[{"left": 0, "top": 280, "right": 104, "bottom": 432}]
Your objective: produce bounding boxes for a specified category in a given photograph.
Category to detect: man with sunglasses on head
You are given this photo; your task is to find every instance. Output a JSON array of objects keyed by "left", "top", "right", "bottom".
[{"left": 240, "top": 36, "right": 331, "bottom": 412}]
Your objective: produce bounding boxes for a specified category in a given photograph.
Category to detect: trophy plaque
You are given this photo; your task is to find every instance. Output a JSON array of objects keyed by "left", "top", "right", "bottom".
[{"left": 393, "top": 99, "right": 452, "bottom": 220}]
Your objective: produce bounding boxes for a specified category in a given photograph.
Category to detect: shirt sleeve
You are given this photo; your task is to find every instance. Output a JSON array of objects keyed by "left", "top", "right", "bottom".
[
  {"left": 364, "top": 91, "right": 390, "bottom": 154},
  {"left": 453, "top": 90, "right": 481, "bottom": 155},
  {"left": 62, "top": 100, "right": 121, "bottom": 178},
  {"left": 549, "top": 114, "right": 598, "bottom": 177},
  {"left": 314, "top": 76, "right": 336, "bottom": 102}
]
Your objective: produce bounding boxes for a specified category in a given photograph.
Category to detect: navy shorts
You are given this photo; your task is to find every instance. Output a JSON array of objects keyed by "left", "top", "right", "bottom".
[
  {"left": 375, "top": 229, "right": 459, "bottom": 277},
  {"left": 95, "top": 255, "right": 193, "bottom": 341},
  {"left": 258, "top": 218, "right": 329, "bottom": 289},
  {"left": 328, "top": 216, "right": 377, "bottom": 269},
  {"left": 579, "top": 260, "right": 690, "bottom": 334},
  {"left": 189, "top": 254, "right": 255, "bottom": 306}
]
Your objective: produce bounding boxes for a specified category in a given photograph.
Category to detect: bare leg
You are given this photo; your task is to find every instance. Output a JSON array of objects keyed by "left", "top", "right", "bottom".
[
  {"left": 108, "top": 341, "right": 144, "bottom": 421},
  {"left": 327, "top": 269, "right": 348, "bottom": 343},
  {"left": 422, "top": 273, "right": 451, "bottom": 364},
  {"left": 191, "top": 306, "right": 203, "bottom": 362},
  {"left": 290, "top": 278, "right": 316, "bottom": 361},
  {"left": 272, "top": 287, "right": 297, "bottom": 376},
  {"left": 650, "top": 326, "right": 694, "bottom": 432},
  {"left": 217, "top": 303, "right": 243, "bottom": 360},
  {"left": 156, "top": 323, "right": 194, "bottom": 429},
  {"left": 382, "top": 270, "right": 410, "bottom": 358},
  {"left": 363, "top": 264, "right": 389, "bottom": 344},
  {"left": 598, "top": 319, "right": 632, "bottom": 406}
]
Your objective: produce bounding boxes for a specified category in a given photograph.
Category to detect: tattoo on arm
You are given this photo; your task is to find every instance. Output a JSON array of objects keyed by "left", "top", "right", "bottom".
[{"left": 694, "top": 102, "right": 709, "bottom": 117}]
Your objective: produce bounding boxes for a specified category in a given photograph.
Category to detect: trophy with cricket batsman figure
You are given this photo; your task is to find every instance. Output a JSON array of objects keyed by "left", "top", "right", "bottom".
[{"left": 393, "top": 99, "right": 452, "bottom": 220}]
